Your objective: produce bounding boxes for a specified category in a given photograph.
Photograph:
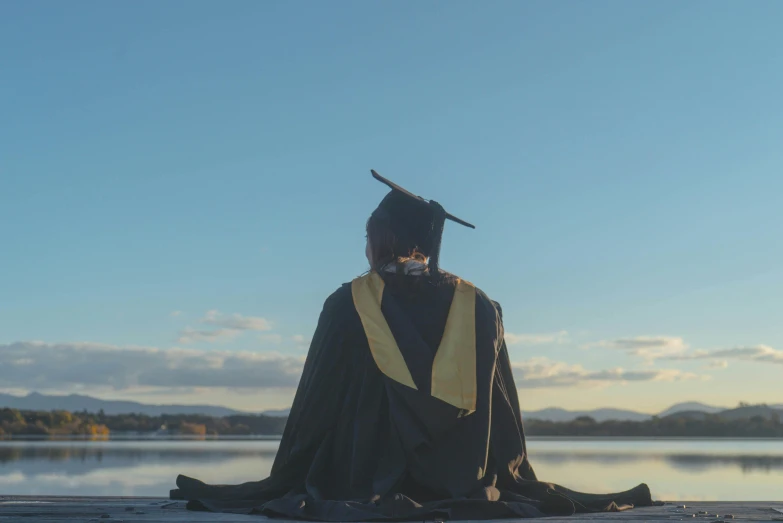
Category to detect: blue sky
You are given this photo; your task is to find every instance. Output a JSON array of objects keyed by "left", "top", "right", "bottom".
[{"left": 2, "top": 1, "right": 782, "bottom": 413}]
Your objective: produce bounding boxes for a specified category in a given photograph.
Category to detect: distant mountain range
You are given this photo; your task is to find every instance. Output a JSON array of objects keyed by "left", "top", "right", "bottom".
[
  {"left": 517, "top": 402, "right": 732, "bottom": 423},
  {"left": 521, "top": 407, "right": 652, "bottom": 423},
  {"left": 1, "top": 392, "right": 780, "bottom": 422},
  {"left": 0, "top": 392, "right": 247, "bottom": 418},
  {"left": 523, "top": 402, "right": 783, "bottom": 423}
]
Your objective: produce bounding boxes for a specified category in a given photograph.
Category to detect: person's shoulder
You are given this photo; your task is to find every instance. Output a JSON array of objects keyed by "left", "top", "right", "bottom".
[
  {"left": 443, "top": 272, "right": 502, "bottom": 319},
  {"left": 475, "top": 286, "right": 503, "bottom": 321},
  {"left": 324, "top": 281, "right": 354, "bottom": 310},
  {"left": 314, "top": 281, "right": 362, "bottom": 331}
]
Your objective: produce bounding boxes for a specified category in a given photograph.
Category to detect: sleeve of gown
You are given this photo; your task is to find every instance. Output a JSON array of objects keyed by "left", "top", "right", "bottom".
[
  {"left": 491, "top": 301, "right": 525, "bottom": 424},
  {"left": 496, "top": 338, "right": 528, "bottom": 450},
  {"left": 270, "top": 286, "right": 356, "bottom": 480},
  {"left": 491, "top": 300, "right": 537, "bottom": 479}
]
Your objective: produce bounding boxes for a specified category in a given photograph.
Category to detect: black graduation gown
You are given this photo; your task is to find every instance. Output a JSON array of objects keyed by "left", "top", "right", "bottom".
[{"left": 171, "top": 273, "right": 652, "bottom": 520}]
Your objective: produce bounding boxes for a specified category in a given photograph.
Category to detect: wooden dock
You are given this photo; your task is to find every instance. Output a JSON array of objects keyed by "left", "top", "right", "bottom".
[{"left": 0, "top": 497, "right": 781, "bottom": 522}]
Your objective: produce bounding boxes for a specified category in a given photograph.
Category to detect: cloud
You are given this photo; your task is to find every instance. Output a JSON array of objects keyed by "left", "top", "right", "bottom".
[
  {"left": 585, "top": 336, "right": 689, "bottom": 361},
  {"left": 505, "top": 331, "right": 569, "bottom": 346},
  {"left": 291, "top": 335, "right": 311, "bottom": 345},
  {"left": 0, "top": 342, "right": 305, "bottom": 391},
  {"left": 200, "top": 310, "right": 271, "bottom": 331},
  {"left": 589, "top": 335, "right": 783, "bottom": 369},
  {"left": 511, "top": 357, "right": 700, "bottom": 389},
  {"left": 177, "top": 311, "right": 273, "bottom": 344},
  {"left": 669, "top": 345, "right": 783, "bottom": 365},
  {"left": 170, "top": 311, "right": 183, "bottom": 318},
  {"left": 177, "top": 328, "right": 240, "bottom": 344}
]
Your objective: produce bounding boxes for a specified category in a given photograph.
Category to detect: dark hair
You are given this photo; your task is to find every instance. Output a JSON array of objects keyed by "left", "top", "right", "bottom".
[{"left": 365, "top": 213, "right": 426, "bottom": 274}]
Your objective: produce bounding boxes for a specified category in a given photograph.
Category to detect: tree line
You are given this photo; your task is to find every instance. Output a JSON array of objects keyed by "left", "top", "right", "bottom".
[
  {"left": 0, "top": 408, "right": 286, "bottom": 438},
  {"left": 2, "top": 407, "right": 782, "bottom": 438}
]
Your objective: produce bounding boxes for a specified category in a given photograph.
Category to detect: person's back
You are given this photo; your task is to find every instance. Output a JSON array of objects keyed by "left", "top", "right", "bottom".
[
  {"left": 378, "top": 270, "right": 456, "bottom": 358},
  {"left": 171, "top": 170, "right": 652, "bottom": 520}
]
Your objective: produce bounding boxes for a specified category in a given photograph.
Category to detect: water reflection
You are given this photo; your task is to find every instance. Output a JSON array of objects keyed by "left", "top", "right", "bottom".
[
  {"left": 0, "top": 439, "right": 781, "bottom": 500},
  {"left": 533, "top": 451, "right": 783, "bottom": 473},
  {"left": 0, "top": 442, "right": 277, "bottom": 465}
]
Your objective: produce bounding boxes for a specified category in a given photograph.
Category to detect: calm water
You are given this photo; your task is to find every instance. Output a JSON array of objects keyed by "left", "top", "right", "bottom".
[{"left": 1, "top": 438, "right": 782, "bottom": 501}]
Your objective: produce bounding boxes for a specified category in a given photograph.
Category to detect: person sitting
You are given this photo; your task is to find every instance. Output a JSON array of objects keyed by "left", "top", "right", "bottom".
[{"left": 170, "top": 170, "right": 652, "bottom": 520}]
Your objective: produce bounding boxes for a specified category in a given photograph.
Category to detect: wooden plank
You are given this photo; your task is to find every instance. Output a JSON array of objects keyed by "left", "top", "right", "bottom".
[
  {"left": 0, "top": 497, "right": 781, "bottom": 522},
  {"left": 0, "top": 497, "right": 267, "bottom": 522}
]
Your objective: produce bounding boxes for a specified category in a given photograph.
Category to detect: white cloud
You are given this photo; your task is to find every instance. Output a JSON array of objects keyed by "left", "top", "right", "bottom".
[
  {"left": 511, "top": 357, "right": 700, "bottom": 389},
  {"left": 588, "top": 335, "right": 783, "bottom": 369},
  {"left": 669, "top": 345, "right": 783, "bottom": 365},
  {"left": 291, "top": 335, "right": 310, "bottom": 345},
  {"left": 0, "top": 341, "right": 304, "bottom": 391},
  {"left": 505, "top": 331, "right": 569, "bottom": 345},
  {"left": 170, "top": 310, "right": 183, "bottom": 318},
  {"left": 177, "top": 311, "right": 273, "bottom": 344},
  {"left": 200, "top": 310, "right": 271, "bottom": 331},
  {"left": 177, "top": 328, "right": 239, "bottom": 344},
  {"left": 585, "top": 336, "right": 689, "bottom": 361}
]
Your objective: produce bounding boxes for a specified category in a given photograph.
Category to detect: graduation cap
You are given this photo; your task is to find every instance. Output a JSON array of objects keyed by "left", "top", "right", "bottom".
[{"left": 370, "top": 169, "right": 475, "bottom": 278}]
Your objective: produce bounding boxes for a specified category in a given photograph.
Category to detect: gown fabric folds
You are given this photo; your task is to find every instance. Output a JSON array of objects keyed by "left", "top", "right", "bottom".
[{"left": 171, "top": 272, "right": 652, "bottom": 520}]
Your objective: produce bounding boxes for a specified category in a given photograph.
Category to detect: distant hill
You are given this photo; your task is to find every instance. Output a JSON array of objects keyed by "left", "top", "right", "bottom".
[
  {"left": 261, "top": 408, "right": 292, "bottom": 417},
  {"left": 651, "top": 404, "right": 783, "bottom": 422},
  {"left": 523, "top": 402, "right": 732, "bottom": 423},
  {"left": 660, "top": 410, "right": 713, "bottom": 421},
  {"left": 0, "top": 392, "right": 248, "bottom": 417},
  {"left": 523, "top": 407, "right": 650, "bottom": 423},
  {"left": 715, "top": 404, "right": 783, "bottom": 421},
  {"left": 658, "top": 402, "right": 725, "bottom": 417}
]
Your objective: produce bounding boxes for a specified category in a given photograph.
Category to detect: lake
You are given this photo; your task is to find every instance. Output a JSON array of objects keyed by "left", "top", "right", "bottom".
[{"left": 1, "top": 438, "right": 782, "bottom": 501}]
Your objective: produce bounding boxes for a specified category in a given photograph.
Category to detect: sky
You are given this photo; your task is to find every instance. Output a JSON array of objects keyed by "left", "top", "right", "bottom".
[{"left": 2, "top": 0, "right": 782, "bottom": 414}]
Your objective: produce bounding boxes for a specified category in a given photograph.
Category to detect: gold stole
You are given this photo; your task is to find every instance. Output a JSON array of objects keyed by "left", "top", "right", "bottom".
[{"left": 351, "top": 272, "right": 477, "bottom": 413}]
